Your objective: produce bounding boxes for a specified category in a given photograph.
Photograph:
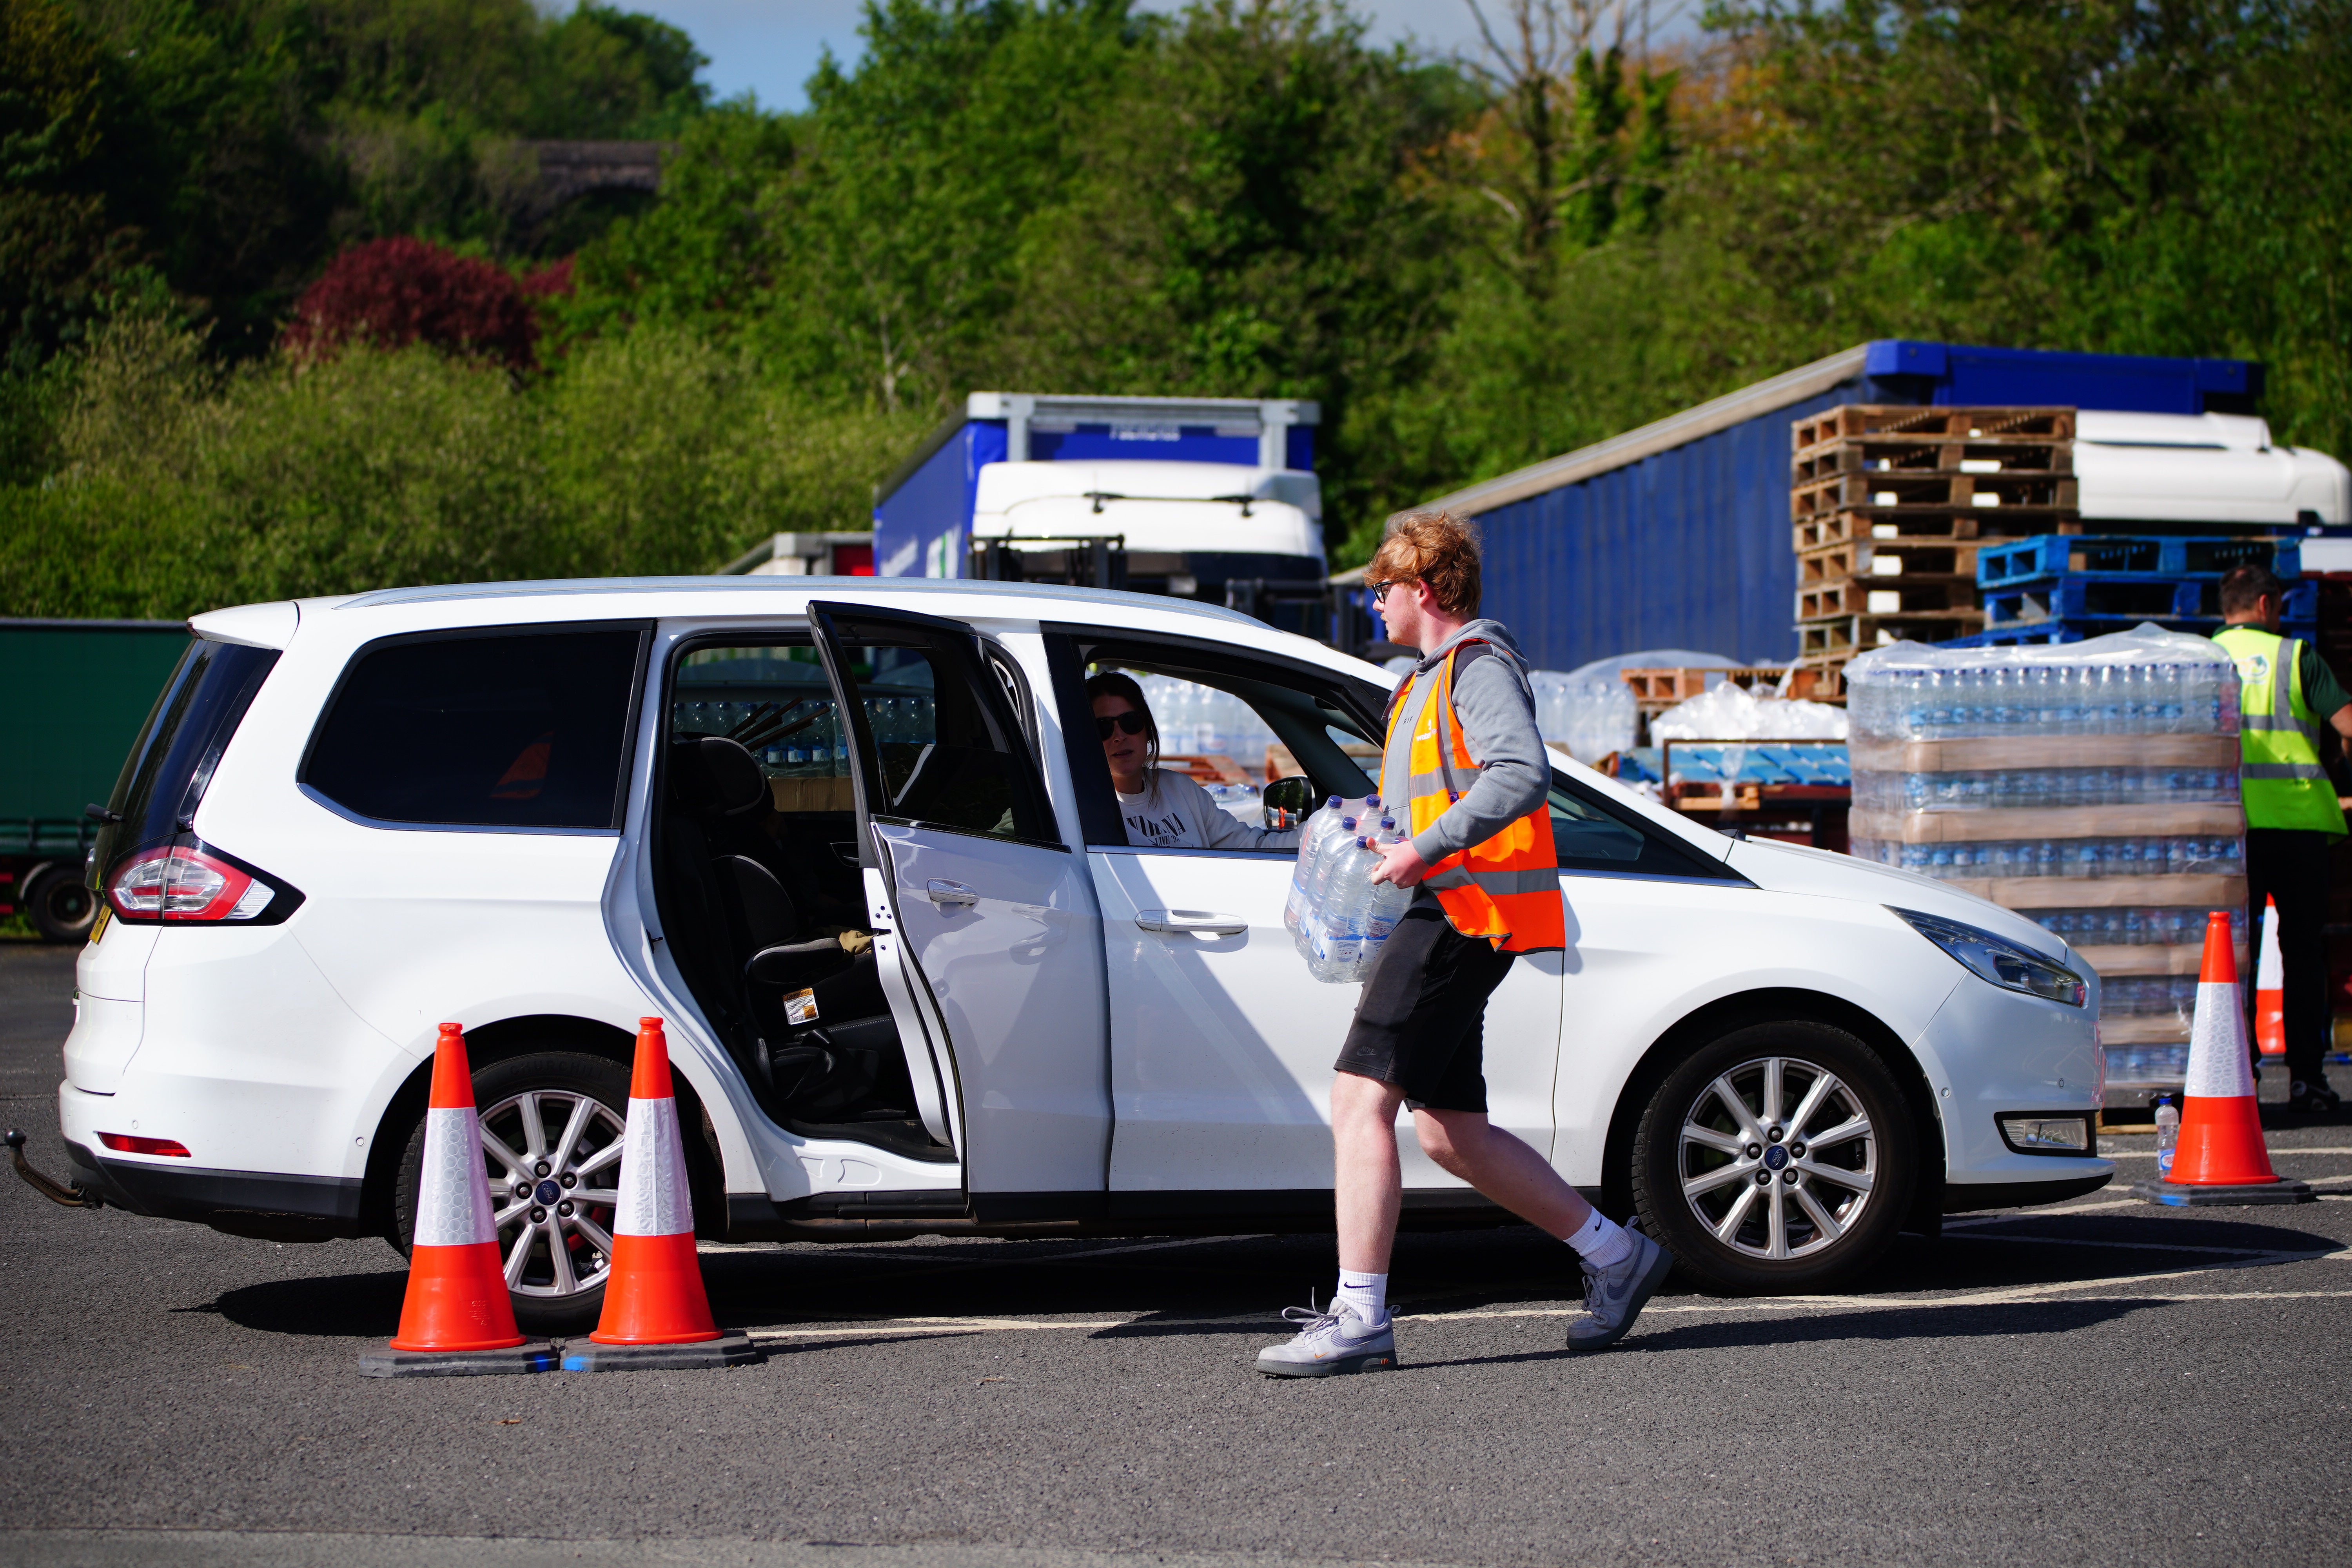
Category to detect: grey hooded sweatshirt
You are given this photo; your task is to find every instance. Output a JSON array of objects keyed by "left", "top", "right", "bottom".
[{"left": 1377, "top": 619, "right": 1550, "bottom": 893}]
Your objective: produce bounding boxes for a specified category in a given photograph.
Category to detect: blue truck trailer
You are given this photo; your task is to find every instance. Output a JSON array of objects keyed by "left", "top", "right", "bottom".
[
  {"left": 873, "top": 392, "right": 1326, "bottom": 626},
  {"left": 1404, "top": 340, "right": 2347, "bottom": 671}
]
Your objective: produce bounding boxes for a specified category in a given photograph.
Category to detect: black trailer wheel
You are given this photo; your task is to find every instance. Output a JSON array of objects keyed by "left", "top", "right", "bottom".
[
  {"left": 24, "top": 865, "right": 99, "bottom": 944},
  {"left": 1630, "top": 1018, "right": 1917, "bottom": 1294}
]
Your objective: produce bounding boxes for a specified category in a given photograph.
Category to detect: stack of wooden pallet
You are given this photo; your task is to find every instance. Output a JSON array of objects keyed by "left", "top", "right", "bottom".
[{"left": 1790, "top": 406, "right": 2079, "bottom": 695}]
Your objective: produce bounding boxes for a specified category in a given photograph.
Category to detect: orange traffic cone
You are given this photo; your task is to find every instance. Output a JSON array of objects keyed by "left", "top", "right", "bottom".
[
  {"left": 360, "top": 1024, "right": 553, "bottom": 1376},
  {"left": 2136, "top": 913, "right": 2313, "bottom": 1207},
  {"left": 2254, "top": 896, "right": 2285, "bottom": 1059},
  {"left": 564, "top": 1018, "right": 754, "bottom": 1371}
]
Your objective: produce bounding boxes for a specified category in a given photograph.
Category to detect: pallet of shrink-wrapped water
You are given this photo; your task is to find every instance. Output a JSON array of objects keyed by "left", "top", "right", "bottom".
[{"left": 1842, "top": 624, "right": 2245, "bottom": 1102}]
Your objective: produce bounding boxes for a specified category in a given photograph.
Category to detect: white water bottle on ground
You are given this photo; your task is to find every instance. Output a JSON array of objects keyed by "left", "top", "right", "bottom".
[{"left": 2154, "top": 1096, "right": 2179, "bottom": 1179}]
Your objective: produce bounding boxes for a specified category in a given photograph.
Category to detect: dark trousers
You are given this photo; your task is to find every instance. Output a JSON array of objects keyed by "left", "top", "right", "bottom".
[{"left": 2245, "top": 829, "right": 2335, "bottom": 1081}]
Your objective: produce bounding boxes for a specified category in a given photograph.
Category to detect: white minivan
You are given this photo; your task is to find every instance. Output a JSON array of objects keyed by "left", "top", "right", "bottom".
[{"left": 51, "top": 578, "right": 2110, "bottom": 1329}]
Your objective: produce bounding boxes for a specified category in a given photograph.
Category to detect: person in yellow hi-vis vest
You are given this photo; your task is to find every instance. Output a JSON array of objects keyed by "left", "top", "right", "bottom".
[
  {"left": 2213, "top": 564, "right": 2352, "bottom": 1114},
  {"left": 1254, "top": 512, "right": 1675, "bottom": 1379}
]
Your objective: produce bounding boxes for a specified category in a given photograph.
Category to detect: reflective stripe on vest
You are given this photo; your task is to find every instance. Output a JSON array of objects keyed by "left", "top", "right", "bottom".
[
  {"left": 1383, "top": 642, "right": 1566, "bottom": 953},
  {"left": 2213, "top": 625, "right": 2347, "bottom": 838}
]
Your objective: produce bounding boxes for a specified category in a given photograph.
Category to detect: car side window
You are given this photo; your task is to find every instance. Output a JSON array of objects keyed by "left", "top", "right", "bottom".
[
  {"left": 849, "top": 640, "right": 1056, "bottom": 844},
  {"left": 304, "top": 625, "right": 644, "bottom": 829},
  {"left": 1052, "top": 630, "right": 1388, "bottom": 848},
  {"left": 1549, "top": 769, "right": 1741, "bottom": 880}
]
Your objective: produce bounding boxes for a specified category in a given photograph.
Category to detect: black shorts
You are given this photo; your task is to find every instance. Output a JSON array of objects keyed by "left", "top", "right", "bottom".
[{"left": 1331, "top": 903, "right": 1515, "bottom": 1113}]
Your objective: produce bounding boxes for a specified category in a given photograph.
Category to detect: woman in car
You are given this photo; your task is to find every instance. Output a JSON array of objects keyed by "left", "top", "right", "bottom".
[{"left": 1088, "top": 671, "right": 1300, "bottom": 852}]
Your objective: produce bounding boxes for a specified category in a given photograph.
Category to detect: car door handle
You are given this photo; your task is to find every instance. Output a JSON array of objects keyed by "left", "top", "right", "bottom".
[
  {"left": 1136, "top": 909, "right": 1249, "bottom": 936},
  {"left": 926, "top": 879, "right": 978, "bottom": 907}
]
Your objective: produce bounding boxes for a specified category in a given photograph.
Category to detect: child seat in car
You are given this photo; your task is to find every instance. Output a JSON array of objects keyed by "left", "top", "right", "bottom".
[{"left": 663, "top": 735, "right": 910, "bottom": 1123}]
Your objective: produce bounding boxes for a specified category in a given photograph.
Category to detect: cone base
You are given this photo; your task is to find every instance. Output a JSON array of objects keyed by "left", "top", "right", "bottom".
[
  {"left": 561, "top": 1328, "right": 759, "bottom": 1372},
  {"left": 588, "top": 1230, "right": 720, "bottom": 1345},
  {"left": 2133, "top": 1178, "right": 2315, "bottom": 1207},
  {"left": 389, "top": 1241, "right": 527, "bottom": 1352},
  {"left": 359, "top": 1343, "right": 557, "bottom": 1378}
]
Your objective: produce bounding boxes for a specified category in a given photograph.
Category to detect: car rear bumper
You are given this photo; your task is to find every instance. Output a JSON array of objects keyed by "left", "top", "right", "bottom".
[{"left": 63, "top": 1137, "right": 366, "bottom": 1240}]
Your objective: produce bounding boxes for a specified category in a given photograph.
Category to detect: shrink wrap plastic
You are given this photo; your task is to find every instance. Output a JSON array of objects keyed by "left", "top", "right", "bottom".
[{"left": 1844, "top": 624, "right": 2247, "bottom": 1090}]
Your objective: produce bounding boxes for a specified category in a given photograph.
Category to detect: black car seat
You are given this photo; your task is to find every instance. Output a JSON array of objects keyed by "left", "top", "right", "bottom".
[{"left": 675, "top": 736, "right": 907, "bottom": 1121}]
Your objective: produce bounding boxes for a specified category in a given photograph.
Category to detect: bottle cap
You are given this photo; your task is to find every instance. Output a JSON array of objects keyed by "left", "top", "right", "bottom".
[{"left": 1326, "top": 795, "right": 1341, "bottom": 808}]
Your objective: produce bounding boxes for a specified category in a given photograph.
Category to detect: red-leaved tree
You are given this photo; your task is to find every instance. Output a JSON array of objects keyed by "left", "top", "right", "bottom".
[{"left": 283, "top": 238, "right": 537, "bottom": 369}]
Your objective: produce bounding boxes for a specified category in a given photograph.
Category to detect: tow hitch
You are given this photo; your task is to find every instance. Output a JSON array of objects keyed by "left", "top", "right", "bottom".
[{"left": 4, "top": 1129, "right": 103, "bottom": 1209}]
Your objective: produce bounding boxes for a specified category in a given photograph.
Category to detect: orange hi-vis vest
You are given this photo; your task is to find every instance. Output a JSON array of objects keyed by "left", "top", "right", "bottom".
[{"left": 1382, "top": 642, "right": 1565, "bottom": 954}]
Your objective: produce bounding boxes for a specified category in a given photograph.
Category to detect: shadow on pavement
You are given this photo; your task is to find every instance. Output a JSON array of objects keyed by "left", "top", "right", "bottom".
[{"left": 192, "top": 1269, "right": 408, "bottom": 1338}]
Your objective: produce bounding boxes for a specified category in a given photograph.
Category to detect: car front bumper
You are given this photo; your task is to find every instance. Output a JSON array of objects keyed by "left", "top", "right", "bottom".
[{"left": 1911, "top": 971, "right": 2114, "bottom": 1203}]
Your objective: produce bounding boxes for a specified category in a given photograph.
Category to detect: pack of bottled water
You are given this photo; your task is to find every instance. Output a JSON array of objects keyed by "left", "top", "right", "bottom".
[
  {"left": 1844, "top": 627, "right": 2240, "bottom": 741},
  {"left": 1136, "top": 674, "right": 1278, "bottom": 770},
  {"left": 1844, "top": 624, "right": 2246, "bottom": 1091},
  {"left": 1285, "top": 795, "right": 1415, "bottom": 982},
  {"left": 1527, "top": 670, "right": 1638, "bottom": 763}
]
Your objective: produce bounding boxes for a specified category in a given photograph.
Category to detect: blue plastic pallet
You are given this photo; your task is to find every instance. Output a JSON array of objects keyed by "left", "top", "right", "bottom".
[
  {"left": 1982, "top": 576, "right": 2318, "bottom": 627},
  {"left": 1941, "top": 615, "right": 2318, "bottom": 649},
  {"left": 1978, "top": 534, "right": 2303, "bottom": 589},
  {"left": 1622, "top": 744, "right": 1851, "bottom": 786}
]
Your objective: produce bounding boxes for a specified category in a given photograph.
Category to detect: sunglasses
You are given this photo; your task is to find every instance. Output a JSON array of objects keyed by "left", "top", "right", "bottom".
[{"left": 1096, "top": 710, "right": 1149, "bottom": 740}]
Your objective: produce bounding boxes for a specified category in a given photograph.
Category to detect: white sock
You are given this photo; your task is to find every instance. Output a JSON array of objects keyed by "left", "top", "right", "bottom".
[
  {"left": 1334, "top": 1270, "right": 1388, "bottom": 1325},
  {"left": 1567, "top": 1210, "right": 1634, "bottom": 1269}
]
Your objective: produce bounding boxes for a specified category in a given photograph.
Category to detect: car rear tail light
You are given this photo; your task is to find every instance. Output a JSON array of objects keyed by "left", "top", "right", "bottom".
[
  {"left": 107, "top": 846, "right": 286, "bottom": 922},
  {"left": 98, "top": 1132, "right": 192, "bottom": 1157}
]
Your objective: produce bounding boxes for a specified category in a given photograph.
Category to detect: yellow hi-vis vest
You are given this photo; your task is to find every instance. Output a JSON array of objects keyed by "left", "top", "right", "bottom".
[
  {"left": 2214, "top": 624, "right": 2346, "bottom": 839},
  {"left": 1382, "top": 642, "right": 1565, "bottom": 953}
]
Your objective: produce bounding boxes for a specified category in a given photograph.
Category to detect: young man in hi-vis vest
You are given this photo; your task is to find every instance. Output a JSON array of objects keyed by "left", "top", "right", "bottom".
[
  {"left": 1256, "top": 512, "right": 1675, "bottom": 1377},
  {"left": 2213, "top": 564, "right": 2352, "bottom": 1114}
]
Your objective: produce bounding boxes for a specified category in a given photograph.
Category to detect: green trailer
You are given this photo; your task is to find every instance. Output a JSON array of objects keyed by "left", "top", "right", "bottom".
[{"left": 2, "top": 619, "right": 192, "bottom": 941}]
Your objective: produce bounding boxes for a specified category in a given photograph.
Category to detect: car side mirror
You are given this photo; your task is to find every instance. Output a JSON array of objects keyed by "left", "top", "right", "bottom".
[{"left": 1263, "top": 774, "right": 1316, "bottom": 830}]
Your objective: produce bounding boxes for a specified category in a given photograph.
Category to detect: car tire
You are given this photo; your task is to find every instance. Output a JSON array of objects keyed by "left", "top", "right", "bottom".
[
  {"left": 24, "top": 865, "right": 98, "bottom": 944},
  {"left": 1630, "top": 1018, "right": 1916, "bottom": 1294},
  {"left": 394, "top": 1050, "right": 633, "bottom": 1336}
]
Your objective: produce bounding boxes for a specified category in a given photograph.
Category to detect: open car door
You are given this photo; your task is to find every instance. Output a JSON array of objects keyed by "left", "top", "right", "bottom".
[{"left": 808, "top": 602, "right": 1110, "bottom": 1215}]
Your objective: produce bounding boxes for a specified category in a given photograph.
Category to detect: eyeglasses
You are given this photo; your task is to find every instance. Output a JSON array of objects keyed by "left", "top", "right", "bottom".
[
  {"left": 1096, "top": 711, "right": 1149, "bottom": 740},
  {"left": 1370, "top": 579, "right": 1407, "bottom": 604}
]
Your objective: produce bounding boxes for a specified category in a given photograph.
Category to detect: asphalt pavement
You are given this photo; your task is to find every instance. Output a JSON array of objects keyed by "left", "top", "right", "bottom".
[{"left": 4, "top": 940, "right": 2350, "bottom": 1568}]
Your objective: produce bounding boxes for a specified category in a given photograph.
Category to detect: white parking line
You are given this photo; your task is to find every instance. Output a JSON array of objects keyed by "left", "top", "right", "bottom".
[
  {"left": 740, "top": 1250, "right": 2352, "bottom": 1347},
  {"left": 1948, "top": 1197, "right": 2143, "bottom": 1224},
  {"left": 2103, "top": 1147, "right": 2352, "bottom": 1158},
  {"left": 1944, "top": 1232, "right": 2343, "bottom": 1258}
]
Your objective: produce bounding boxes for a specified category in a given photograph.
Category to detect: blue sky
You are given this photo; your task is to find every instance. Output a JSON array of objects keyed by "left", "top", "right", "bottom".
[{"left": 631, "top": 2, "right": 1683, "bottom": 113}]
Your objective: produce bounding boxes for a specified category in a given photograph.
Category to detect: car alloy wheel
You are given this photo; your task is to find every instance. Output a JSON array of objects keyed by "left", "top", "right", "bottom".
[
  {"left": 1676, "top": 1054, "right": 1876, "bottom": 1261},
  {"left": 478, "top": 1085, "right": 625, "bottom": 1305},
  {"left": 395, "top": 1050, "right": 634, "bottom": 1333},
  {"left": 1632, "top": 1018, "right": 1916, "bottom": 1294}
]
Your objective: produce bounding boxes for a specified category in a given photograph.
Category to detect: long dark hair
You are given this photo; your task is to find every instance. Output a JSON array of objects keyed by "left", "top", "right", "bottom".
[{"left": 1085, "top": 670, "right": 1162, "bottom": 793}]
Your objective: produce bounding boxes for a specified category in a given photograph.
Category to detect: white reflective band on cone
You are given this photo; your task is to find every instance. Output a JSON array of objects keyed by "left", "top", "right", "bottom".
[
  {"left": 414, "top": 1105, "right": 497, "bottom": 1248},
  {"left": 2257, "top": 903, "right": 2283, "bottom": 990},
  {"left": 613, "top": 1095, "right": 692, "bottom": 1238},
  {"left": 2185, "top": 980, "right": 2258, "bottom": 1101}
]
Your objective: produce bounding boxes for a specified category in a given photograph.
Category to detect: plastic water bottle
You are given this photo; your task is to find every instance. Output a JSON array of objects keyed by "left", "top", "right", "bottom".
[
  {"left": 2154, "top": 1096, "right": 2180, "bottom": 1179},
  {"left": 1292, "top": 815, "right": 1360, "bottom": 965},
  {"left": 1302, "top": 834, "right": 1373, "bottom": 980},
  {"left": 1284, "top": 796, "right": 1346, "bottom": 938}
]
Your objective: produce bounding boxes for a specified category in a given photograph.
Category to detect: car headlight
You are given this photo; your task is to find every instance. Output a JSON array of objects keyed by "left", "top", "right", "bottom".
[{"left": 1891, "top": 907, "right": 2089, "bottom": 1007}]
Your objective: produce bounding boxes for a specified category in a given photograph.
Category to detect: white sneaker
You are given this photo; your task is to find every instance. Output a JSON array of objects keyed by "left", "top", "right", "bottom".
[{"left": 1252, "top": 1299, "right": 1397, "bottom": 1377}]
